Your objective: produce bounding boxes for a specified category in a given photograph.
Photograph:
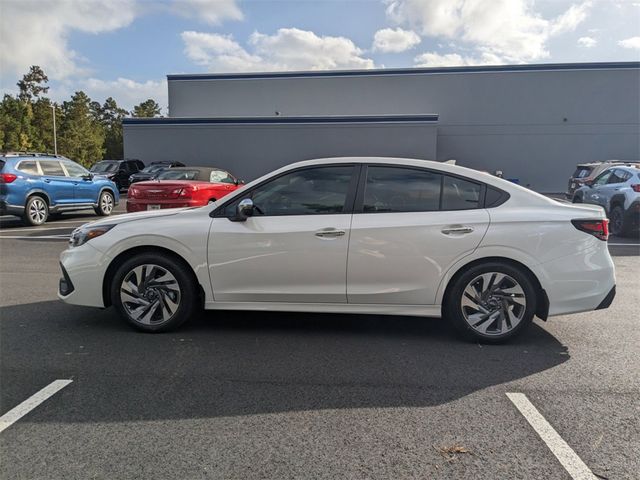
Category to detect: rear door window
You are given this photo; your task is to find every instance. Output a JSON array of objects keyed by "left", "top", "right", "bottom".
[
  {"left": 63, "top": 162, "right": 89, "bottom": 177},
  {"left": 363, "top": 166, "right": 441, "bottom": 213},
  {"left": 17, "top": 160, "right": 40, "bottom": 175},
  {"left": 572, "top": 166, "right": 593, "bottom": 179},
  {"left": 39, "top": 160, "right": 66, "bottom": 176}
]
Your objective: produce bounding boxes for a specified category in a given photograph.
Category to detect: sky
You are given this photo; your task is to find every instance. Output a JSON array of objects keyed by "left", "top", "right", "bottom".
[{"left": 1, "top": 0, "right": 639, "bottom": 112}]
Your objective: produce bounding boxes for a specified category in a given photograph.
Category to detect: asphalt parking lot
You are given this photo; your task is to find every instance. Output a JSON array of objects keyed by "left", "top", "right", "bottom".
[{"left": 0, "top": 206, "right": 638, "bottom": 479}]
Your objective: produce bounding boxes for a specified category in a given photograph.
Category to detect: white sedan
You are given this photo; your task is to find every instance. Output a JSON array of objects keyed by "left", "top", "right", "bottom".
[{"left": 59, "top": 157, "right": 616, "bottom": 343}]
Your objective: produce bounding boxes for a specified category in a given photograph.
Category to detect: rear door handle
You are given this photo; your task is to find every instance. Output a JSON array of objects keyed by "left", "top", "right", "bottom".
[
  {"left": 315, "top": 228, "right": 346, "bottom": 238},
  {"left": 43, "top": 179, "right": 51, "bottom": 183},
  {"left": 441, "top": 225, "right": 474, "bottom": 235}
]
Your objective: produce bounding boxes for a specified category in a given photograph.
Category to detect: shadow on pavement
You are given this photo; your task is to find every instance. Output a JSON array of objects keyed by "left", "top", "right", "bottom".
[{"left": 1, "top": 300, "right": 569, "bottom": 423}]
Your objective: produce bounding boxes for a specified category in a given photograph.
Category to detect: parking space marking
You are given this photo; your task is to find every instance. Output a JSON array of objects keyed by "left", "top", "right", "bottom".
[
  {"left": 506, "top": 393, "right": 597, "bottom": 480},
  {"left": 0, "top": 380, "right": 73, "bottom": 434}
]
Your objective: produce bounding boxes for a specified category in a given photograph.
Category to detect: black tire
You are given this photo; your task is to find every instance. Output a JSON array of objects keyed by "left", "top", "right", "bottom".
[
  {"left": 572, "top": 194, "right": 582, "bottom": 203},
  {"left": 23, "top": 195, "right": 49, "bottom": 226},
  {"left": 95, "top": 190, "right": 115, "bottom": 216},
  {"left": 111, "top": 253, "right": 197, "bottom": 332},
  {"left": 609, "top": 205, "right": 629, "bottom": 237},
  {"left": 444, "top": 261, "right": 537, "bottom": 344}
]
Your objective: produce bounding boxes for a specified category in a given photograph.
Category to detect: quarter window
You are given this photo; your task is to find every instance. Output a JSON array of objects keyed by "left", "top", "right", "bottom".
[
  {"left": 364, "top": 166, "right": 441, "bottom": 213},
  {"left": 17, "top": 161, "right": 40, "bottom": 175},
  {"left": 226, "top": 166, "right": 354, "bottom": 217},
  {"left": 39, "top": 160, "right": 66, "bottom": 176}
]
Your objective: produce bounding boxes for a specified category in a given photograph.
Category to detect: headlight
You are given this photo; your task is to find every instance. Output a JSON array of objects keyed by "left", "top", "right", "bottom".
[{"left": 69, "top": 224, "right": 115, "bottom": 247}]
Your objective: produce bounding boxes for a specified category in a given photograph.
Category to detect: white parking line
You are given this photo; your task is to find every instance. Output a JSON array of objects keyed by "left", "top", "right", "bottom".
[
  {"left": 506, "top": 393, "right": 597, "bottom": 480},
  {"left": 0, "top": 380, "right": 73, "bottom": 434}
]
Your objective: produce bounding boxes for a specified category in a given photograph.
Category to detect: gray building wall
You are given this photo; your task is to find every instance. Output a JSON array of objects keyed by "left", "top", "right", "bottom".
[
  {"left": 125, "top": 63, "right": 640, "bottom": 192},
  {"left": 124, "top": 121, "right": 437, "bottom": 182}
]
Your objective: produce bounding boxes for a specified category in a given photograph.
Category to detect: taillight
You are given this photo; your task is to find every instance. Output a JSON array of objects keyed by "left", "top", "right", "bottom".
[
  {"left": 571, "top": 219, "right": 609, "bottom": 241},
  {"left": 0, "top": 173, "right": 17, "bottom": 183},
  {"left": 631, "top": 184, "right": 640, "bottom": 193},
  {"left": 169, "top": 187, "right": 193, "bottom": 199}
]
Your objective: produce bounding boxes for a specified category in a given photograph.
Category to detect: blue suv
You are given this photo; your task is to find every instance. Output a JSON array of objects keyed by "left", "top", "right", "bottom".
[{"left": 0, "top": 153, "right": 119, "bottom": 226}]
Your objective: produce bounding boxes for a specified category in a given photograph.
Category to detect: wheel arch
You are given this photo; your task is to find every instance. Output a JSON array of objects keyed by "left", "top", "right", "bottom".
[
  {"left": 440, "top": 256, "right": 549, "bottom": 321},
  {"left": 609, "top": 194, "right": 626, "bottom": 210},
  {"left": 26, "top": 189, "right": 51, "bottom": 206},
  {"left": 98, "top": 186, "right": 117, "bottom": 203},
  {"left": 102, "top": 245, "right": 205, "bottom": 308}
]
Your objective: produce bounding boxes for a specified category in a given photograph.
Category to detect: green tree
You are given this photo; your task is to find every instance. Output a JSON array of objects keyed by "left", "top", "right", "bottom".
[
  {"left": 0, "top": 94, "right": 35, "bottom": 152},
  {"left": 132, "top": 99, "right": 161, "bottom": 118},
  {"left": 58, "top": 91, "right": 105, "bottom": 167},
  {"left": 30, "top": 97, "right": 60, "bottom": 153},
  {"left": 100, "top": 97, "right": 128, "bottom": 159},
  {"left": 17, "top": 66, "right": 49, "bottom": 102}
]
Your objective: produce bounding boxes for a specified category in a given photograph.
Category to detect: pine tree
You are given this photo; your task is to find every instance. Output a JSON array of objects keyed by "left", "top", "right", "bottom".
[
  {"left": 132, "top": 99, "right": 161, "bottom": 118},
  {"left": 58, "top": 91, "right": 105, "bottom": 167},
  {"left": 17, "top": 66, "right": 49, "bottom": 102},
  {"left": 100, "top": 97, "right": 128, "bottom": 159},
  {"left": 0, "top": 95, "right": 35, "bottom": 152}
]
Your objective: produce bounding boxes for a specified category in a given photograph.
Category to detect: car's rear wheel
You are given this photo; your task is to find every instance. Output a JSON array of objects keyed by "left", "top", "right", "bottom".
[
  {"left": 572, "top": 194, "right": 583, "bottom": 203},
  {"left": 95, "top": 190, "right": 114, "bottom": 216},
  {"left": 445, "top": 262, "right": 537, "bottom": 344},
  {"left": 609, "top": 205, "right": 628, "bottom": 237},
  {"left": 23, "top": 196, "right": 48, "bottom": 226},
  {"left": 111, "top": 253, "right": 196, "bottom": 332}
]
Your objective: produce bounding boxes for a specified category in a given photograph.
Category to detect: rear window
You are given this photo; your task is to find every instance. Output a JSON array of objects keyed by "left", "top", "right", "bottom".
[
  {"left": 142, "top": 165, "right": 167, "bottom": 173},
  {"left": 572, "top": 166, "right": 593, "bottom": 179},
  {"left": 158, "top": 170, "right": 200, "bottom": 180},
  {"left": 0, "top": 159, "right": 6, "bottom": 171},
  {"left": 441, "top": 175, "right": 481, "bottom": 210}
]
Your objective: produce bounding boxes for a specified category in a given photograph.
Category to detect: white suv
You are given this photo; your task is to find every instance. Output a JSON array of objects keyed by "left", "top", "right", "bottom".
[
  {"left": 58, "top": 157, "right": 616, "bottom": 343},
  {"left": 573, "top": 165, "right": 640, "bottom": 237}
]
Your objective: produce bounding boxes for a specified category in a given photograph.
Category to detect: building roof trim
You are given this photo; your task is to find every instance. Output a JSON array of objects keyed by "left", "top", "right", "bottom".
[
  {"left": 123, "top": 114, "right": 439, "bottom": 126},
  {"left": 167, "top": 62, "right": 640, "bottom": 81}
]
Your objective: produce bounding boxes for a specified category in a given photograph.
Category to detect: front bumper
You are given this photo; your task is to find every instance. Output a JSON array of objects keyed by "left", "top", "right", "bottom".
[{"left": 58, "top": 243, "right": 109, "bottom": 307}]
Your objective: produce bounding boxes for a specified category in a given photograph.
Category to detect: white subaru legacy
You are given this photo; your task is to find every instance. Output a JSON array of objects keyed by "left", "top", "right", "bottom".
[{"left": 59, "top": 157, "right": 616, "bottom": 343}]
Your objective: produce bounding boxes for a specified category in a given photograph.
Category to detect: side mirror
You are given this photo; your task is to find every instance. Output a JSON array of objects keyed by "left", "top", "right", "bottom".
[
  {"left": 235, "top": 179, "right": 246, "bottom": 185},
  {"left": 82, "top": 173, "right": 93, "bottom": 181},
  {"left": 234, "top": 198, "right": 254, "bottom": 222}
]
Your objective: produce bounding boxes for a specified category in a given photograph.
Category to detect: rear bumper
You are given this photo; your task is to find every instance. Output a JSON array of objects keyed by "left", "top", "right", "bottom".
[
  {"left": 596, "top": 285, "right": 616, "bottom": 310},
  {"left": 126, "top": 199, "right": 203, "bottom": 212},
  {"left": 0, "top": 200, "right": 24, "bottom": 216}
]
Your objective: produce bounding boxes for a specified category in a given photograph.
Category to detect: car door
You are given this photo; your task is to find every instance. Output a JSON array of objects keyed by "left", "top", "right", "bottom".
[
  {"left": 347, "top": 165, "right": 490, "bottom": 305},
  {"left": 61, "top": 161, "right": 95, "bottom": 204},
  {"left": 208, "top": 164, "right": 358, "bottom": 303},
  {"left": 38, "top": 160, "right": 75, "bottom": 205},
  {"left": 601, "top": 169, "right": 629, "bottom": 213},
  {"left": 585, "top": 170, "right": 612, "bottom": 208}
]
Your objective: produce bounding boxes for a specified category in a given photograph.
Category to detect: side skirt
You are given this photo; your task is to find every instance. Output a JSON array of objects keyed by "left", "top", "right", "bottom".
[{"left": 204, "top": 301, "right": 442, "bottom": 318}]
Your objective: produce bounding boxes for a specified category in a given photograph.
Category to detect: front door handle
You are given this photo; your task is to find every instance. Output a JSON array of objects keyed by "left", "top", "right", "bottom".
[
  {"left": 441, "top": 225, "right": 474, "bottom": 235},
  {"left": 315, "top": 228, "right": 346, "bottom": 238}
]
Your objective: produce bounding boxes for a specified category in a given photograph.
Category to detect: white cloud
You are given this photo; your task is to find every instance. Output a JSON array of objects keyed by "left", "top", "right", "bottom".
[
  {"left": 372, "top": 27, "right": 421, "bottom": 53},
  {"left": 385, "top": 0, "right": 593, "bottom": 63},
  {"left": 171, "top": 0, "right": 242, "bottom": 25},
  {"left": 618, "top": 36, "right": 640, "bottom": 49},
  {"left": 414, "top": 51, "right": 503, "bottom": 67},
  {"left": 577, "top": 36, "right": 597, "bottom": 48},
  {"left": 80, "top": 78, "right": 168, "bottom": 112},
  {"left": 182, "top": 28, "right": 375, "bottom": 72},
  {"left": 0, "top": 0, "right": 138, "bottom": 79}
]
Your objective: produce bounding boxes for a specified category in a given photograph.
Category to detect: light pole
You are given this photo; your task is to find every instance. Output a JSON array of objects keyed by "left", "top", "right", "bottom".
[{"left": 51, "top": 104, "right": 57, "bottom": 155}]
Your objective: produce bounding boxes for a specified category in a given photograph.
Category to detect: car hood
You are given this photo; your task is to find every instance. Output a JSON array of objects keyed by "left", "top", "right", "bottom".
[{"left": 80, "top": 207, "right": 193, "bottom": 229}]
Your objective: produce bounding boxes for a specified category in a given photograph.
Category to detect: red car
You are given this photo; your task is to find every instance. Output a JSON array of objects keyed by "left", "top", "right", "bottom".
[{"left": 126, "top": 167, "right": 241, "bottom": 212}]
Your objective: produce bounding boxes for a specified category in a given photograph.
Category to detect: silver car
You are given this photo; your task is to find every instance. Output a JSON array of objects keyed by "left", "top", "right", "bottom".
[{"left": 573, "top": 165, "right": 640, "bottom": 236}]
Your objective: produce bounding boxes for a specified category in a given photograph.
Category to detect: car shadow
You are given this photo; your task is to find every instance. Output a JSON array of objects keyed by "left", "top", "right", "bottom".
[{"left": 0, "top": 300, "right": 569, "bottom": 423}]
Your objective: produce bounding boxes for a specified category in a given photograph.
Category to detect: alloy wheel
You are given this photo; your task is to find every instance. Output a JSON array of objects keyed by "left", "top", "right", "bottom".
[
  {"left": 101, "top": 193, "right": 114, "bottom": 214},
  {"left": 610, "top": 208, "right": 623, "bottom": 236},
  {"left": 29, "top": 198, "right": 47, "bottom": 224},
  {"left": 119, "top": 264, "right": 181, "bottom": 325},
  {"left": 460, "top": 272, "right": 527, "bottom": 336}
]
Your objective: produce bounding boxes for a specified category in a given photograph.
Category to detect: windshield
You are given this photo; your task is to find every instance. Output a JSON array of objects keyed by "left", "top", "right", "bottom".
[
  {"left": 91, "top": 161, "right": 119, "bottom": 173},
  {"left": 142, "top": 164, "right": 168, "bottom": 173},
  {"left": 157, "top": 169, "right": 200, "bottom": 180}
]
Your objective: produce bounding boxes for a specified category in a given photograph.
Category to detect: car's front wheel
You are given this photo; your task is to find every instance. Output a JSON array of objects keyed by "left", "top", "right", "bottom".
[
  {"left": 95, "top": 190, "right": 115, "bottom": 216},
  {"left": 111, "top": 253, "right": 197, "bottom": 332},
  {"left": 445, "top": 262, "right": 537, "bottom": 344},
  {"left": 23, "top": 196, "right": 49, "bottom": 226}
]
